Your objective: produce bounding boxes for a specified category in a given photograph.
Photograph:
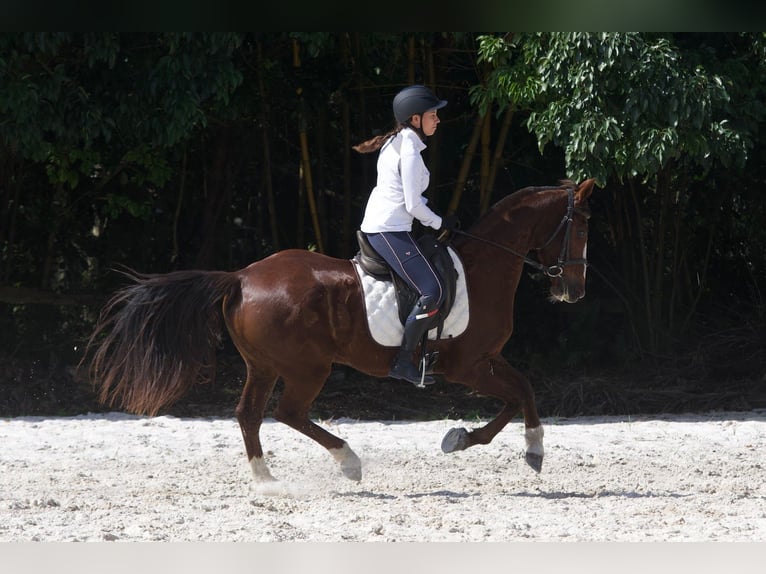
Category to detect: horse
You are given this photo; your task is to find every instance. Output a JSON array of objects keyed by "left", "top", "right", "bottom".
[{"left": 85, "top": 178, "right": 595, "bottom": 483}]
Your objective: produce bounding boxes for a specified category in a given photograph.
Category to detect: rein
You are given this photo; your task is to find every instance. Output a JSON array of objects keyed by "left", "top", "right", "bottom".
[{"left": 450, "top": 186, "right": 589, "bottom": 278}]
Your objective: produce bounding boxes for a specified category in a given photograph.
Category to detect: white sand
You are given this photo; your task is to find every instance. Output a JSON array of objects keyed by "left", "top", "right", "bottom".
[{"left": 2, "top": 410, "right": 765, "bottom": 542}]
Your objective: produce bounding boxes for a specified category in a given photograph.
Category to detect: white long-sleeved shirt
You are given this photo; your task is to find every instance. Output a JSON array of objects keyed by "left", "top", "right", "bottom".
[{"left": 360, "top": 127, "right": 443, "bottom": 233}]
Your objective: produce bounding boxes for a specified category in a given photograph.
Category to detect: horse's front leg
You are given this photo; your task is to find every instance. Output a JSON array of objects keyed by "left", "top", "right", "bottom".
[{"left": 441, "top": 356, "right": 544, "bottom": 472}]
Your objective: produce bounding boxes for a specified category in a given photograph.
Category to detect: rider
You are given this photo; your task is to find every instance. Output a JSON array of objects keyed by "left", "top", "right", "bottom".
[{"left": 354, "top": 84, "right": 459, "bottom": 386}]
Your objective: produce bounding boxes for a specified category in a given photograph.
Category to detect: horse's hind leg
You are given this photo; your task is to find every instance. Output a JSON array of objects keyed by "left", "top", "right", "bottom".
[
  {"left": 442, "top": 356, "right": 545, "bottom": 472},
  {"left": 235, "top": 362, "right": 279, "bottom": 483},
  {"left": 275, "top": 373, "right": 362, "bottom": 482}
]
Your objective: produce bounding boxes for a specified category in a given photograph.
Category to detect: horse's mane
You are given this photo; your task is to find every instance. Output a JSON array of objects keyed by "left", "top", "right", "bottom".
[
  {"left": 472, "top": 179, "right": 576, "bottom": 228},
  {"left": 498, "top": 179, "right": 575, "bottom": 205}
]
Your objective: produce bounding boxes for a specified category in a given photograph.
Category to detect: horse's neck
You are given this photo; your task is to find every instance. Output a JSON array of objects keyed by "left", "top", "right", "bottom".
[
  {"left": 464, "top": 205, "right": 536, "bottom": 261},
  {"left": 474, "top": 189, "right": 564, "bottom": 254},
  {"left": 456, "top": 194, "right": 554, "bottom": 297},
  {"left": 454, "top": 220, "right": 527, "bottom": 306}
]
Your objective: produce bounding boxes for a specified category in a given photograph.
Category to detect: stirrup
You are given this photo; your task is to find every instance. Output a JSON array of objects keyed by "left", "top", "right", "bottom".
[
  {"left": 413, "top": 371, "right": 435, "bottom": 389},
  {"left": 411, "top": 363, "right": 435, "bottom": 388},
  {"left": 411, "top": 369, "right": 436, "bottom": 388}
]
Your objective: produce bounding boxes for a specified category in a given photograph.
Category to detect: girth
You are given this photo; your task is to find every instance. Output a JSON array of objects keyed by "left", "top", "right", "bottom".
[{"left": 354, "top": 230, "right": 458, "bottom": 337}]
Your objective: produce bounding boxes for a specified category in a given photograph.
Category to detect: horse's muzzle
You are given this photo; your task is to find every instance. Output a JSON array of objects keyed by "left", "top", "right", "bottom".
[{"left": 550, "top": 281, "right": 585, "bottom": 303}]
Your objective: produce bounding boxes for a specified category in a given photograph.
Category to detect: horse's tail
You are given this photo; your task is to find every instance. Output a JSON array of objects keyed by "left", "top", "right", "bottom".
[{"left": 84, "top": 267, "right": 241, "bottom": 416}]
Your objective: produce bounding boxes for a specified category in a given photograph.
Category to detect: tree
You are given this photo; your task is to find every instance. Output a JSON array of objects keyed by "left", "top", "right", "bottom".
[
  {"left": 0, "top": 33, "right": 245, "bottom": 285},
  {"left": 475, "top": 32, "right": 766, "bottom": 357},
  {"left": 3, "top": 32, "right": 765, "bottom": 409},
  {"left": 0, "top": 33, "right": 245, "bottom": 357}
]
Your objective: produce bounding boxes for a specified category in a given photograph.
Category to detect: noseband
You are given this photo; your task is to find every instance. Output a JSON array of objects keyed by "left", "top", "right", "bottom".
[{"left": 452, "top": 186, "right": 590, "bottom": 277}]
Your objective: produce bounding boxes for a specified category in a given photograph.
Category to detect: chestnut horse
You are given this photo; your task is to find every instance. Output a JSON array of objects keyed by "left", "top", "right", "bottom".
[{"left": 86, "top": 178, "right": 595, "bottom": 483}]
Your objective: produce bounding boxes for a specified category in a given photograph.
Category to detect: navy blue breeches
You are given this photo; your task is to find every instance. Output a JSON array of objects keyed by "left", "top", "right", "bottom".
[{"left": 364, "top": 231, "right": 445, "bottom": 308}]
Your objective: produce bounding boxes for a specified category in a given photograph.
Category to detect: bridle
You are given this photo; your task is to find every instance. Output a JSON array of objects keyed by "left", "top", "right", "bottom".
[{"left": 450, "top": 186, "right": 591, "bottom": 278}]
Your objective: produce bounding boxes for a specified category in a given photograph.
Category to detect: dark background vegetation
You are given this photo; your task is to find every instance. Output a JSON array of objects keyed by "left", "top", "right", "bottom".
[{"left": 1, "top": 33, "right": 764, "bottom": 420}]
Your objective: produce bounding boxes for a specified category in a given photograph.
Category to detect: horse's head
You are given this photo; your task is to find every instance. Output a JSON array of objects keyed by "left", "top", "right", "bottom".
[{"left": 534, "top": 179, "right": 595, "bottom": 303}]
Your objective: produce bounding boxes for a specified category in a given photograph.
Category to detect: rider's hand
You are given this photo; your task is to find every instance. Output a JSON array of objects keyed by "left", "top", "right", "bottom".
[{"left": 441, "top": 214, "right": 460, "bottom": 231}]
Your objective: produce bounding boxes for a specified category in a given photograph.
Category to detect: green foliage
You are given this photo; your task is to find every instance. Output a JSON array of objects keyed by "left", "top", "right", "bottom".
[
  {"left": 475, "top": 32, "right": 766, "bottom": 357},
  {"left": 473, "top": 34, "right": 540, "bottom": 115},
  {"left": 1, "top": 32, "right": 765, "bottom": 411},
  {"left": 477, "top": 33, "right": 761, "bottom": 186},
  {"left": 0, "top": 32, "right": 243, "bottom": 190}
]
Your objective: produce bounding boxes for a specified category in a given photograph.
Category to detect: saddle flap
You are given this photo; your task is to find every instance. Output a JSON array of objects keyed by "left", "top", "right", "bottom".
[
  {"left": 416, "top": 235, "right": 458, "bottom": 335},
  {"left": 354, "top": 231, "right": 458, "bottom": 329}
]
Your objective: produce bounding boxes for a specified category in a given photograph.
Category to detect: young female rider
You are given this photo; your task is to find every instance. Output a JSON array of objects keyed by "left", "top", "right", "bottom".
[{"left": 354, "top": 84, "right": 459, "bottom": 386}]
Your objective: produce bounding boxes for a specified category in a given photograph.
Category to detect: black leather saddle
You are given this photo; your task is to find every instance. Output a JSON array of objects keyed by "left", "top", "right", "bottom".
[{"left": 353, "top": 230, "right": 458, "bottom": 337}]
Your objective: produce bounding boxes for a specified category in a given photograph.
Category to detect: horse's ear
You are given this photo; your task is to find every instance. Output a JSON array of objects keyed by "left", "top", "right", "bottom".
[{"left": 575, "top": 178, "right": 596, "bottom": 204}]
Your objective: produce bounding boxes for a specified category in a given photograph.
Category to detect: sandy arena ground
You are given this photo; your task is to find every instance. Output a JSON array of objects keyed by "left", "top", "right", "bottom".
[{"left": 2, "top": 410, "right": 765, "bottom": 544}]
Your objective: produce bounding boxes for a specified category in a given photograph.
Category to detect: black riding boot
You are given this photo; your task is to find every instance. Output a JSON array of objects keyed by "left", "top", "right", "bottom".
[{"left": 389, "top": 296, "right": 436, "bottom": 387}]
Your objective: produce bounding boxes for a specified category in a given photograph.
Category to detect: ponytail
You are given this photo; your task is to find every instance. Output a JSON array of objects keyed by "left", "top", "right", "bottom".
[{"left": 352, "top": 124, "right": 405, "bottom": 154}]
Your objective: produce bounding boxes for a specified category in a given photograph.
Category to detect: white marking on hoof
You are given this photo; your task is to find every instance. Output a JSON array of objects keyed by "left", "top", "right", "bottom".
[
  {"left": 330, "top": 443, "right": 362, "bottom": 481},
  {"left": 524, "top": 425, "right": 545, "bottom": 457},
  {"left": 249, "top": 456, "right": 276, "bottom": 483}
]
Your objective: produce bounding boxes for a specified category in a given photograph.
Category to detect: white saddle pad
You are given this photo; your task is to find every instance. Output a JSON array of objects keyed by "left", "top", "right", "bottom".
[{"left": 352, "top": 247, "right": 470, "bottom": 347}]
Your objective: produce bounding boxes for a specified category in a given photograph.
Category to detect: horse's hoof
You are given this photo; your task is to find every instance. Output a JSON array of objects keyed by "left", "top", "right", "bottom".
[
  {"left": 525, "top": 452, "right": 543, "bottom": 473},
  {"left": 333, "top": 444, "right": 362, "bottom": 482},
  {"left": 441, "top": 427, "right": 469, "bottom": 453},
  {"left": 249, "top": 457, "right": 277, "bottom": 483},
  {"left": 341, "top": 463, "right": 362, "bottom": 482}
]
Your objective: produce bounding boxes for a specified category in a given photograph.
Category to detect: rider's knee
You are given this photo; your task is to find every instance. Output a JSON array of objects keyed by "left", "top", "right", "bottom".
[{"left": 416, "top": 294, "right": 437, "bottom": 311}]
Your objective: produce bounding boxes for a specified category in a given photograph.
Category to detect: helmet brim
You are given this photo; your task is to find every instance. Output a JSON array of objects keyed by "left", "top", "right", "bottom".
[{"left": 426, "top": 99, "right": 448, "bottom": 112}]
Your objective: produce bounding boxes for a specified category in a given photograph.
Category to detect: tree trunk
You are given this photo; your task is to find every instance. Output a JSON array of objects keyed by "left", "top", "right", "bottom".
[
  {"left": 293, "top": 38, "right": 324, "bottom": 253},
  {"left": 448, "top": 112, "right": 485, "bottom": 215},
  {"left": 628, "top": 178, "right": 655, "bottom": 352},
  {"left": 651, "top": 166, "right": 671, "bottom": 348},
  {"left": 299, "top": 128, "right": 324, "bottom": 253},
  {"left": 426, "top": 34, "right": 443, "bottom": 210},
  {"left": 0, "top": 285, "right": 98, "bottom": 306},
  {"left": 194, "top": 129, "right": 235, "bottom": 269},
  {"left": 342, "top": 97, "right": 352, "bottom": 257},
  {"left": 1, "top": 159, "right": 23, "bottom": 283},
  {"left": 315, "top": 103, "right": 328, "bottom": 252},
  {"left": 478, "top": 109, "right": 491, "bottom": 213},
  {"left": 257, "top": 40, "right": 279, "bottom": 252},
  {"left": 171, "top": 148, "right": 187, "bottom": 266},
  {"left": 40, "top": 183, "right": 66, "bottom": 288},
  {"left": 482, "top": 105, "right": 514, "bottom": 213}
]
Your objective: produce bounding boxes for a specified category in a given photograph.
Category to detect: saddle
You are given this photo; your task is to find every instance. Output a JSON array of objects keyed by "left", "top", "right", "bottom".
[{"left": 354, "top": 230, "right": 458, "bottom": 338}]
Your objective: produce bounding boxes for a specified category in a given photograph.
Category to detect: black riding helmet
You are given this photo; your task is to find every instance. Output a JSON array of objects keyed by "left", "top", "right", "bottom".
[{"left": 392, "top": 85, "right": 447, "bottom": 123}]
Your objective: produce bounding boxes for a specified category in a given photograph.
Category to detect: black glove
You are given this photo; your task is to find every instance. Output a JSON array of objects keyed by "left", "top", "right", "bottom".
[{"left": 441, "top": 214, "right": 460, "bottom": 231}]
